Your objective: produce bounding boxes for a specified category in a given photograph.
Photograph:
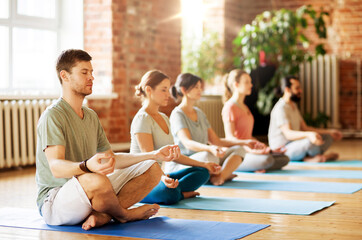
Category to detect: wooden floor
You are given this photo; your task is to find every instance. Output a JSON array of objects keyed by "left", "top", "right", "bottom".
[{"left": 0, "top": 139, "right": 361, "bottom": 240}]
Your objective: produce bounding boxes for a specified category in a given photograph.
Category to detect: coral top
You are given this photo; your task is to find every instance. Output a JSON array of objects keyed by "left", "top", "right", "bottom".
[{"left": 222, "top": 100, "right": 254, "bottom": 139}]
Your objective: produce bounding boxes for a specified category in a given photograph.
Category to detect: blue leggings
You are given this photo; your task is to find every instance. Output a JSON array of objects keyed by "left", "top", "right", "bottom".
[{"left": 140, "top": 167, "right": 209, "bottom": 205}]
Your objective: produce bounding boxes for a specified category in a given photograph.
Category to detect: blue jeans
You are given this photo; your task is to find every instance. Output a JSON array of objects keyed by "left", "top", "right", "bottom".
[
  {"left": 140, "top": 167, "right": 210, "bottom": 205},
  {"left": 285, "top": 134, "right": 333, "bottom": 161}
]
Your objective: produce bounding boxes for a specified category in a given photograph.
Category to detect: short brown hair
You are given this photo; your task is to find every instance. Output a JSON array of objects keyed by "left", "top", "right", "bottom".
[{"left": 56, "top": 49, "right": 92, "bottom": 84}]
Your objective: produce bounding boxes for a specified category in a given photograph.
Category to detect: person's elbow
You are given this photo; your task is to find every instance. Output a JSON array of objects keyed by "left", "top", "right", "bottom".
[
  {"left": 182, "top": 140, "right": 194, "bottom": 150},
  {"left": 281, "top": 129, "right": 293, "bottom": 141},
  {"left": 48, "top": 160, "right": 64, "bottom": 178}
]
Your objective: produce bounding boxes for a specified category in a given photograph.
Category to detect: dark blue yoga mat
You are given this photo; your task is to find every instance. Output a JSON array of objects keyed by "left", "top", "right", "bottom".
[
  {"left": 0, "top": 208, "right": 269, "bottom": 240},
  {"left": 159, "top": 196, "right": 334, "bottom": 215},
  {"left": 289, "top": 160, "right": 362, "bottom": 167},
  {"left": 236, "top": 169, "right": 362, "bottom": 179},
  {"left": 204, "top": 180, "right": 362, "bottom": 194}
]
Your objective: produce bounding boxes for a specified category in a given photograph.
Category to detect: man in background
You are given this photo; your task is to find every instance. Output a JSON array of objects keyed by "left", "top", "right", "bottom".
[{"left": 268, "top": 76, "right": 342, "bottom": 162}]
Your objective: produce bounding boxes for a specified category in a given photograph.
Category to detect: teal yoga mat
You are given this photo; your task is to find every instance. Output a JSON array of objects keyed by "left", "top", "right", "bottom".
[
  {"left": 204, "top": 180, "right": 362, "bottom": 194},
  {"left": 236, "top": 169, "right": 362, "bottom": 179},
  {"left": 289, "top": 160, "right": 362, "bottom": 167},
  {"left": 0, "top": 208, "right": 269, "bottom": 240},
  {"left": 159, "top": 196, "right": 334, "bottom": 215}
]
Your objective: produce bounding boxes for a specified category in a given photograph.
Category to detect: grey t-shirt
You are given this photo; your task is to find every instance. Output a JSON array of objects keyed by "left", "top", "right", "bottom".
[
  {"left": 130, "top": 108, "right": 174, "bottom": 166},
  {"left": 35, "top": 98, "right": 110, "bottom": 212},
  {"left": 169, "top": 106, "right": 210, "bottom": 156},
  {"left": 268, "top": 98, "right": 303, "bottom": 149}
]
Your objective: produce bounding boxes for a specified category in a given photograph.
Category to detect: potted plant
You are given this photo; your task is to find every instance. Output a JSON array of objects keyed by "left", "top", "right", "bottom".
[
  {"left": 233, "top": 5, "right": 329, "bottom": 115},
  {"left": 182, "top": 31, "right": 225, "bottom": 94}
]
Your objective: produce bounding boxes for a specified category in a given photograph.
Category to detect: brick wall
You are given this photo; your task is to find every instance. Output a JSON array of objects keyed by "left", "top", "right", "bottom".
[
  {"left": 205, "top": 0, "right": 362, "bottom": 129},
  {"left": 339, "top": 60, "right": 362, "bottom": 129},
  {"left": 84, "top": 0, "right": 181, "bottom": 143},
  {"left": 84, "top": 0, "right": 361, "bottom": 143}
]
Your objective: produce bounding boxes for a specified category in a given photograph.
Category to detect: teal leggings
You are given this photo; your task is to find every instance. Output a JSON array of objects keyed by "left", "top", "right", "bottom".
[{"left": 140, "top": 167, "right": 209, "bottom": 205}]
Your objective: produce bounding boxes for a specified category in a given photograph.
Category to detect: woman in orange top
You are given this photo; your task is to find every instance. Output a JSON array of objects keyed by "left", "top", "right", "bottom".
[{"left": 222, "top": 69, "right": 290, "bottom": 172}]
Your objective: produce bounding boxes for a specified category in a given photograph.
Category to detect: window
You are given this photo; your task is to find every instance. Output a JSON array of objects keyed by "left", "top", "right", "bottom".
[{"left": 0, "top": 0, "right": 83, "bottom": 96}]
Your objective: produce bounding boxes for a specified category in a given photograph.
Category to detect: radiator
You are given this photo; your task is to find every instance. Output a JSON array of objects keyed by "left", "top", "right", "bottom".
[
  {"left": 299, "top": 55, "right": 340, "bottom": 128},
  {"left": 0, "top": 99, "right": 55, "bottom": 169},
  {"left": 196, "top": 95, "right": 225, "bottom": 138}
]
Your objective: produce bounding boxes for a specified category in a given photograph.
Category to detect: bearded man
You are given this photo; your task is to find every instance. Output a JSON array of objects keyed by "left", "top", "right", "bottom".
[{"left": 268, "top": 76, "right": 342, "bottom": 162}]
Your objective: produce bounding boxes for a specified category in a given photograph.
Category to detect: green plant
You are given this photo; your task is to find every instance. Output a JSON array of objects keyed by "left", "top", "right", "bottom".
[
  {"left": 304, "top": 112, "right": 330, "bottom": 128},
  {"left": 233, "top": 5, "right": 329, "bottom": 115},
  {"left": 182, "top": 32, "right": 224, "bottom": 82}
]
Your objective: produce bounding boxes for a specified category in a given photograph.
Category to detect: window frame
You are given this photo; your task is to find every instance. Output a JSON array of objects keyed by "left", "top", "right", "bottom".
[{"left": 0, "top": 0, "right": 72, "bottom": 96}]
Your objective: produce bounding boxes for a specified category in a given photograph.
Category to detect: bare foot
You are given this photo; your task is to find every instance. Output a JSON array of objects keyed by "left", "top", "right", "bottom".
[
  {"left": 182, "top": 191, "right": 200, "bottom": 199},
  {"left": 304, "top": 154, "right": 326, "bottom": 163},
  {"left": 120, "top": 204, "right": 160, "bottom": 222},
  {"left": 225, "top": 174, "right": 237, "bottom": 181},
  {"left": 82, "top": 211, "right": 112, "bottom": 231},
  {"left": 324, "top": 152, "right": 339, "bottom": 161},
  {"left": 209, "top": 174, "right": 225, "bottom": 186},
  {"left": 254, "top": 169, "right": 266, "bottom": 173}
]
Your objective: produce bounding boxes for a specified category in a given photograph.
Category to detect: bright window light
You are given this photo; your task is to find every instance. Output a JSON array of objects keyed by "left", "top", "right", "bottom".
[
  {"left": 13, "top": 27, "right": 57, "bottom": 90},
  {"left": 0, "top": 26, "right": 9, "bottom": 89},
  {"left": 181, "top": 0, "right": 204, "bottom": 41},
  {"left": 0, "top": 0, "right": 9, "bottom": 18},
  {"left": 17, "top": 0, "right": 56, "bottom": 19}
]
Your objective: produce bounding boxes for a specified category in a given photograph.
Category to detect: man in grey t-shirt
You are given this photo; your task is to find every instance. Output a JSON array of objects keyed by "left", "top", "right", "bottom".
[
  {"left": 36, "top": 49, "right": 179, "bottom": 230},
  {"left": 268, "top": 76, "right": 342, "bottom": 162}
]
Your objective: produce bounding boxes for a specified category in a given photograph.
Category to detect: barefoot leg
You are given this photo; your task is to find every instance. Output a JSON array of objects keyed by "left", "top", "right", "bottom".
[
  {"left": 82, "top": 211, "right": 112, "bottom": 231},
  {"left": 117, "top": 163, "right": 162, "bottom": 209},
  {"left": 304, "top": 154, "right": 326, "bottom": 163},
  {"left": 209, "top": 173, "right": 225, "bottom": 186},
  {"left": 324, "top": 152, "right": 339, "bottom": 161},
  {"left": 210, "top": 155, "right": 242, "bottom": 185},
  {"left": 182, "top": 191, "right": 200, "bottom": 199},
  {"left": 225, "top": 174, "right": 238, "bottom": 181},
  {"left": 121, "top": 204, "right": 160, "bottom": 222}
]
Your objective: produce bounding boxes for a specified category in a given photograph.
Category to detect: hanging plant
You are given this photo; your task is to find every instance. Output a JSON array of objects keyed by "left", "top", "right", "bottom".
[{"left": 233, "top": 5, "right": 329, "bottom": 115}]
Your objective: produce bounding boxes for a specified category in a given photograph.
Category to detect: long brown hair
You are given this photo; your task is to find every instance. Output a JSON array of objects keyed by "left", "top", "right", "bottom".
[{"left": 223, "top": 69, "right": 247, "bottom": 103}]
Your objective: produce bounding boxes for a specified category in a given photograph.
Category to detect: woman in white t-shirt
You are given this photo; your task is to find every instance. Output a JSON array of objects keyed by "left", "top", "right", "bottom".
[
  {"left": 130, "top": 70, "right": 220, "bottom": 204},
  {"left": 169, "top": 73, "right": 266, "bottom": 186}
]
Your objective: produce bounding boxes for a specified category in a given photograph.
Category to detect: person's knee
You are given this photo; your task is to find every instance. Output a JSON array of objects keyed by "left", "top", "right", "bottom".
[
  {"left": 230, "top": 145, "right": 246, "bottom": 158},
  {"left": 322, "top": 134, "right": 333, "bottom": 145},
  {"left": 198, "top": 151, "right": 219, "bottom": 164},
  {"left": 143, "top": 186, "right": 181, "bottom": 205},
  {"left": 285, "top": 139, "right": 313, "bottom": 161},
  {"left": 161, "top": 188, "right": 182, "bottom": 205},
  {"left": 280, "top": 155, "right": 290, "bottom": 165},
  {"left": 262, "top": 155, "right": 275, "bottom": 169},
  {"left": 78, "top": 173, "right": 114, "bottom": 197},
  {"left": 232, "top": 154, "right": 243, "bottom": 165},
  {"left": 194, "top": 167, "right": 210, "bottom": 182}
]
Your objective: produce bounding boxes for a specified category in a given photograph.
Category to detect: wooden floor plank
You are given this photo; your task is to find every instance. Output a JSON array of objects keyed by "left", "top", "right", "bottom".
[{"left": 0, "top": 139, "right": 361, "bottom": 239}]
